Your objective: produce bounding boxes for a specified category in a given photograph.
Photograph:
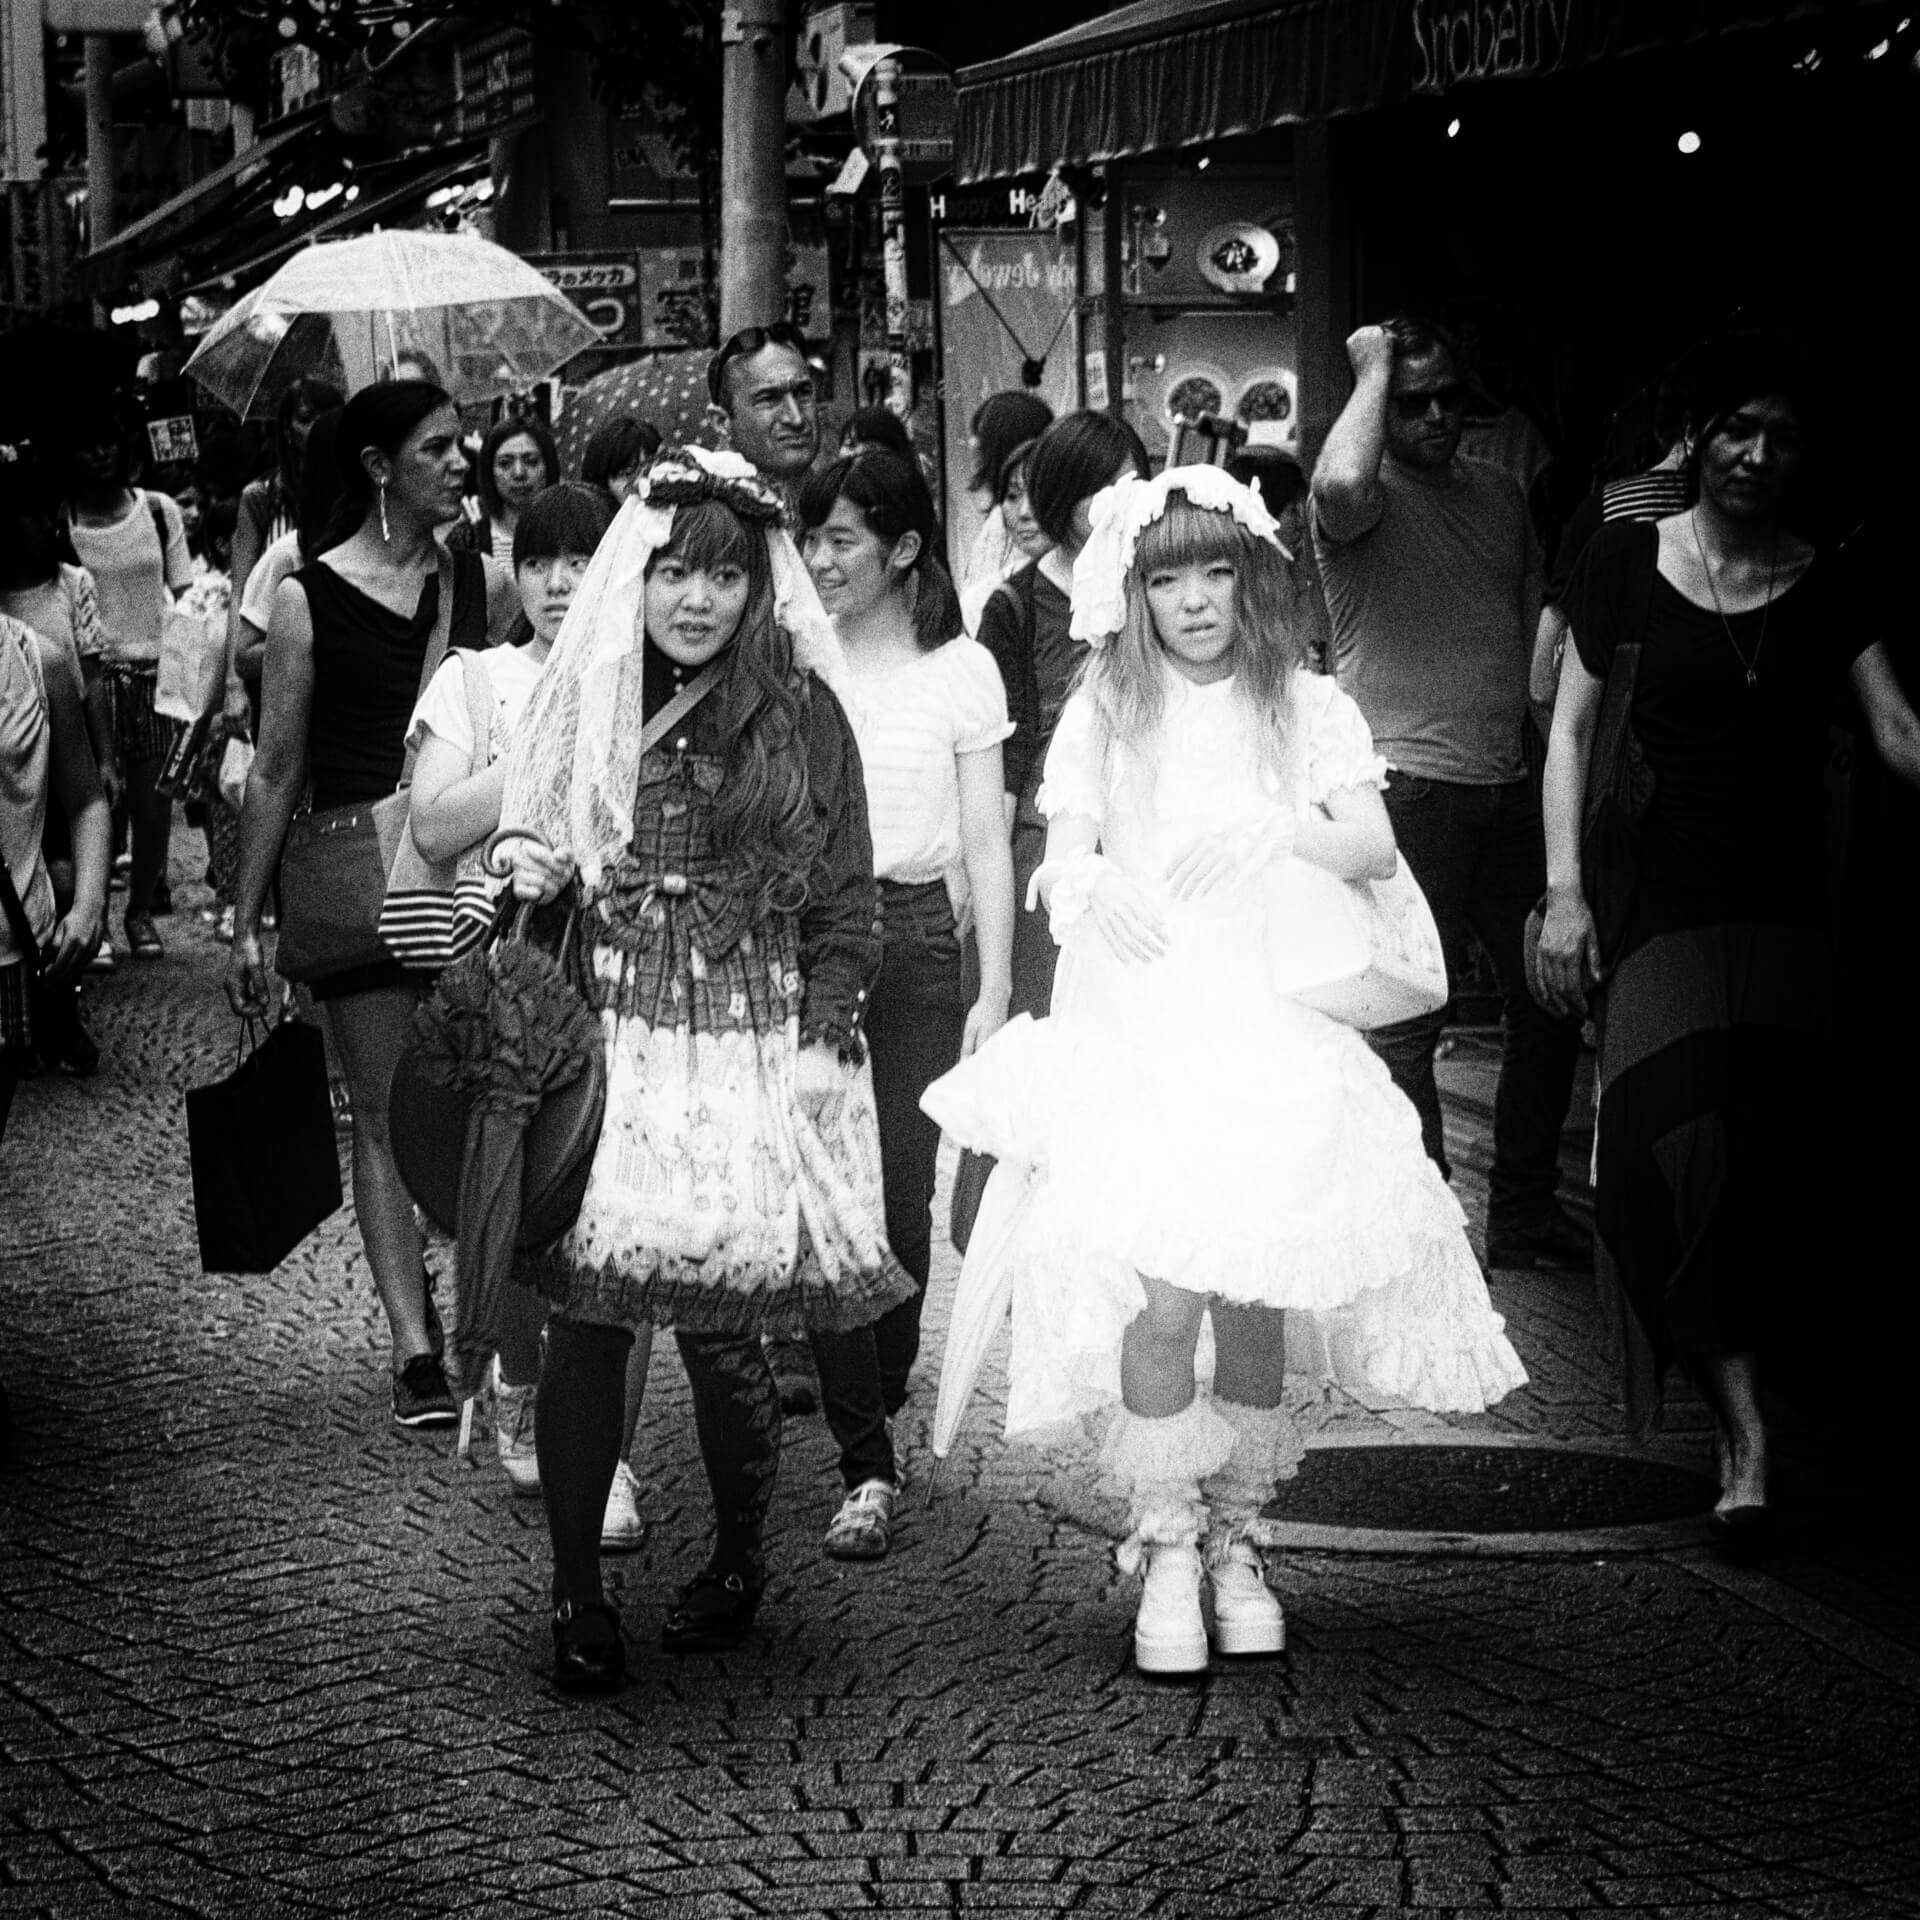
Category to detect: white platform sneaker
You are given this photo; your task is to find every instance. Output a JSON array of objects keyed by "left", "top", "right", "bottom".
[
  {"left": 1132, "top": 1542, "right": 1209, "bottom": 1674},
  {"left": 1205, "top": 1533, "right": 1285, "bottom": 1656}
]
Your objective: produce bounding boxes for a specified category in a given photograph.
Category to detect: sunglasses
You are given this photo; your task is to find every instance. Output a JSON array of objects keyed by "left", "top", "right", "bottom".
[
  {"left": 1392, "top": 383, "right": 1466, "bottom": 421},
  {"left": 707, "top": 322, "right": 809, "bottom": 404}
]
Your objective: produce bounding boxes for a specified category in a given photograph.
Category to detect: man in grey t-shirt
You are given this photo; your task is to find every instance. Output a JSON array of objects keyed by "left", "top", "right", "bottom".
[{"left": 1312, "top": 317, "right": 1585, "bottom": 1271}]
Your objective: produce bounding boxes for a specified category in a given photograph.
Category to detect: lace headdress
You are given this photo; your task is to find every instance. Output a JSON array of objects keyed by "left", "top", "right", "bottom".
[
  {"left": 499, "top": 445, "right": 850, "bottom": 892},
  {"left": 1069, "top": 464, "right": 1286, "bottom": 648}
]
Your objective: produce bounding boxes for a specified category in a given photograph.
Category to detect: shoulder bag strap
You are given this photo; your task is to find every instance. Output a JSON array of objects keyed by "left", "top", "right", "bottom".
[
  {"left": 0, "top": 860, "right": 42, "bottom": 984},
  {"left": 1021, "top": 563, "right": 1042, "bottom": 744},
  {"left": 639, "top": 658, "right": 727, "bottom": 758},
  {"left": 462, "top": 649, "right": 495, "bottom": 774}
]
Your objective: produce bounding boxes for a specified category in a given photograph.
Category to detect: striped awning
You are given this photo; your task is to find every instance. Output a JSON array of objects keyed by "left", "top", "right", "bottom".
[{"left": 954, "top": 0, "right": 1895, "bottom": 182}]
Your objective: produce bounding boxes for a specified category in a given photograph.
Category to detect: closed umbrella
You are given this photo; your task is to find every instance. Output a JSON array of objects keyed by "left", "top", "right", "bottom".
[
  {"left": 389, "top": 900, "right": 605, "bottom": 1400},
  {"left": 928, "top": 1158, "right": 1034, "bottom": 1489},
  {"left": 184, "top": 230, "right": 603, "bottom": 418}
]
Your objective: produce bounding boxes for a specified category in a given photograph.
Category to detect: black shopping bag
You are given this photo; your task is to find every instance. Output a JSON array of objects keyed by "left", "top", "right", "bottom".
[{"left": 186, "top": 1019, "right": 343, "bottom": 1273}]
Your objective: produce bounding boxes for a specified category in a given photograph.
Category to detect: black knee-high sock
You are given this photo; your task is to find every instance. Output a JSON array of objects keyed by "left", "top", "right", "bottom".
[
  {"left": 676, "top": 1332, "right": 781, "bottom": 1583},
  {"left": 538, "top": 1317, "right": 633, "bottom": 1607}
]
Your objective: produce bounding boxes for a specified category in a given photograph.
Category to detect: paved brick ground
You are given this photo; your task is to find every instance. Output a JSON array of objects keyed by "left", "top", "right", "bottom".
[{"left": 4, "top": 857, "right": 1918, "bottom": 1917}]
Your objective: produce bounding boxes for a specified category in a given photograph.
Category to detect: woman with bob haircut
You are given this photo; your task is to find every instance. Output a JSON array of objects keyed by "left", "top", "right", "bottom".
[
  {"left": 961, "top": 390, "right": 1055, "bottom": 595},
  {"left": 579, "top": 415, "right": 662, "bottom": 504},
  {"left": 498, "top": 445, "right": 910, "bottom": 1693},
  {"left": 796, "top": 449, "right": 1015, "bottom": 1562}
]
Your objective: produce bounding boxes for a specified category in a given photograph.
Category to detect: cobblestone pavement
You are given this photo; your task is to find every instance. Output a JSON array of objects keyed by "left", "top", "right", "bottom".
[{"left": 4, "top": 858, "right": 1918, "bottom": 1918}]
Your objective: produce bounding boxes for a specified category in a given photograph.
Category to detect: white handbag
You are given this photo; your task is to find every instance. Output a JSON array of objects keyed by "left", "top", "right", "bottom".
[
  {"left": 1264, "top": 853, "right": 1447, "bottom": 1031},
  {"left": 1292, "top": 855, "right": 1448, "bottom": 1029}
]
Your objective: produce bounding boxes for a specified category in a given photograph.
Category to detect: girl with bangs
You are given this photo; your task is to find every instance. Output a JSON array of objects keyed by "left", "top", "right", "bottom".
[
  {"left": 497, "top": 448, "right": 910, "bottom": 1695},
  {"left": 923, "top": 469, "right": 1523, "bottom": 1677}
]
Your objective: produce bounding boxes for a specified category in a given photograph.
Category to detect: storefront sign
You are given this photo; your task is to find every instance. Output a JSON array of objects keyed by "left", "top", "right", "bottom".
[
  {"left": 526, "top": 253, "right": 644, "bottom": 344},
  {"left": 609, "top": 93, "right": 699, "bottom": 205},
  {"left": 1411, "top": 0, "right": 1574, "bottom": 95},
  {"left": 453, "top": 28, "right": 536, "bottom": 141},
  {"left": 6, "top": 179, "right": 56, "bottom": 309},
  {"left": 268, "top": 44, "right": 326, "bottom": 125},
  {"left": 146, "top": 416, "right": 199, "bottom": 464},
  {"left": 635, "top": 248, "right": 711, "bottom": 349},
  {"left": 636, "top": 245, "right": 831, "bottom": 350}
]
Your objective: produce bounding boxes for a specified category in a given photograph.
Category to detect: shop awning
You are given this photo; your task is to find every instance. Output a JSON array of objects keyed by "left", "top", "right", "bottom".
[
  {"left": 954, "top": 0, "right": 1894, "bottom": 182},
  {"left": 75, "top": 106, "right": 331, "bottom": 294},
  {"left": 185, "top": 142, "right": 499, "bottom": 297}
]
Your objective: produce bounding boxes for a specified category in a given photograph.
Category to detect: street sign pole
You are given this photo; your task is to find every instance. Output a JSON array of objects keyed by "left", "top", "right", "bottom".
[{"left": 872, "top": 54, "right": 912, "bottom": 417}]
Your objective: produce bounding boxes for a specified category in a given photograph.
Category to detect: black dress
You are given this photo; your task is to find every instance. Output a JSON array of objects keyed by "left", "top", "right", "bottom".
[
  {"left": 1566, "top": 522, "right": 1874, "bottom": 1438},
  {"left": 296, "top": 554, "right": 486, "bottom": 1001}
]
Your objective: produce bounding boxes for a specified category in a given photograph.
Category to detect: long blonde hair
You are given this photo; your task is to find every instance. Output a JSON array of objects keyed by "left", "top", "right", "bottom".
[{"left": 1079, "top": 492, "right": 1303, "bottom": 794}]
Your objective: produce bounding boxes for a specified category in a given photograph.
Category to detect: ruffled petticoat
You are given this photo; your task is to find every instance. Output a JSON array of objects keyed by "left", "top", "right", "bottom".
[
  {"left": 521, "top": 879, "right": 912, "bottom": 1341},
  {"left": 921, "top": 906, "right": 1527, "bottom": 1441}
]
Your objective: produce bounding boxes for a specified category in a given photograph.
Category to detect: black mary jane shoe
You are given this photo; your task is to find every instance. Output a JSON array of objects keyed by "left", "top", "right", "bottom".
[
  {"left": 660, "top": 1568, "right": 764, "bottom": 1656},
  {"left": 552, "top": 1599, "right": 627, "bottom": 1695},
  {"left": 1708, "top": 1504, "right": 1774, "bottom": 1562}
]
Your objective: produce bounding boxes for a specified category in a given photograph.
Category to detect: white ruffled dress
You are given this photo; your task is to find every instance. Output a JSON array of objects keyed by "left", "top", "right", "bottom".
[{"left": 920, "top": 669, "right": 1527, "bottom": 1441}]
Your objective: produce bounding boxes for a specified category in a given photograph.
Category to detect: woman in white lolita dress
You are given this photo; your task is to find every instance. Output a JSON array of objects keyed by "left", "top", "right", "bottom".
[{"left": 922, "top": 468, "right": 1526, "bottom": 1673}]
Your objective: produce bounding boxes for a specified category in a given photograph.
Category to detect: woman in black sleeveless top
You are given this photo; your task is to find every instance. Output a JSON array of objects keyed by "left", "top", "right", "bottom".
[
  {"left": 226, "top": 382, "right": 491, "bottom": 1431},
  {"left": 1537, "top": 339, "right": 1920, "bottom": 1550}
]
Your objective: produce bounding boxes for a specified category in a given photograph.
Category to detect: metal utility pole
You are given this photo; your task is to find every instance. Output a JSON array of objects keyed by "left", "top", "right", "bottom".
[
  {"left": 718, "top": 0, "right": 789, "bottom": 338},
  {"left": 84, "top": 34, "right": 117, "bottom": 246}
]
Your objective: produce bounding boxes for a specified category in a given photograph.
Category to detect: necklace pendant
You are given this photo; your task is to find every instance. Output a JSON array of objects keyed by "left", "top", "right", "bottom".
[{"left": 1746, "top": 667, "right": 1757, "bottom": 690}]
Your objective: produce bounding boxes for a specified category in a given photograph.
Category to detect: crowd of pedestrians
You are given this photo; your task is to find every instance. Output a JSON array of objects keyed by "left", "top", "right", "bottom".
[{"left": 5, "top": 307, "right": 1915, "bottom": 1700}]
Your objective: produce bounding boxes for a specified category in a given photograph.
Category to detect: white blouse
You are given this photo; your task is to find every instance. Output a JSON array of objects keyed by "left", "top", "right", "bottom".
[{"left": 842, "top": 634, "right": 1013, "bottom": 916}]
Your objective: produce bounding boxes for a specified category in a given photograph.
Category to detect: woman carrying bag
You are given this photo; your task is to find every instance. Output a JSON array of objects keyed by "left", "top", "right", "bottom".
[{"left": 225, "top": 381, "right": 494, "bottom": 1432}]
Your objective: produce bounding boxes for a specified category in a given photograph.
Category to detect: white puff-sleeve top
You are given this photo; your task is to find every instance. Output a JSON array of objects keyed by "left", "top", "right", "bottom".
[
  {"left": 1038, "top": 667, "right": 1385, "bottom": 872},
  {"left": 842, "top": 633, "right": 1014, "bottom": 917}
]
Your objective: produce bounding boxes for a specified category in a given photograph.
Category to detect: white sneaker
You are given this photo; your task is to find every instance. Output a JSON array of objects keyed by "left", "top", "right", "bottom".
[
  {"left": 492, "top": 1364, "right": 539, "bottom": 1496},
  {"left": 1133, "top": 1542, "right": 1207, "bottom": 1674},
  {"left": 601, "top": 1460, "right": 646, "bottom": 1552},
  {"left": 1206, "top": 1533, "right": 1285, "bottom": 1656}
]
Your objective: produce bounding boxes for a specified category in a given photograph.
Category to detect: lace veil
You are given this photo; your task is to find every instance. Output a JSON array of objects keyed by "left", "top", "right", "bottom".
[{"left": 499, "top": 446, "right": 850, "bottom": 892}]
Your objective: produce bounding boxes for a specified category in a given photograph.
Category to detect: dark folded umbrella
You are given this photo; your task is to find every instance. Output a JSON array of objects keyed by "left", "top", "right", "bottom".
[{"left": 391, "top": 913, "right": 605, "bottom": 1395}]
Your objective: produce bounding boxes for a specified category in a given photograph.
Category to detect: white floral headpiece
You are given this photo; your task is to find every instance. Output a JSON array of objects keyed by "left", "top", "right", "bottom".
[{"left": 1069, "top": 464, "right": 1287, "bottom": 647}]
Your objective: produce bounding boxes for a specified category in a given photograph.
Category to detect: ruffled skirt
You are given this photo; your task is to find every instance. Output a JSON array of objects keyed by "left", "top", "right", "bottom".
[
  {"left": 921, "top": 927, "right": 1526, "bottom": 1439},
  {"left": 522, "top": 913, "right": 912, "bottom": 1340}
]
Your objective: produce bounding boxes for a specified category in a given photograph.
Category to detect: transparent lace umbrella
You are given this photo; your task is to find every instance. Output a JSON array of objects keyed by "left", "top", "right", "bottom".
[{"left": 183, "top": 230, "right": 603, "bottom": 418}]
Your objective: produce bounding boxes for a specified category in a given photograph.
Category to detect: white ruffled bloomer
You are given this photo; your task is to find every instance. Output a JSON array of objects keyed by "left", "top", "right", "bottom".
[{"left": 920, "top": 670, "right": 1528, "bottom": 1444}]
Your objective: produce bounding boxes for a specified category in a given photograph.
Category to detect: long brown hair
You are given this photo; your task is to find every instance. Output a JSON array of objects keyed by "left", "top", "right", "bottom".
[
  {"left": 1081, "top": 493, "right": 1303, "bottom": 796},
  {"left": 650, "top": 497, "right": 823, "bottom": 913}
]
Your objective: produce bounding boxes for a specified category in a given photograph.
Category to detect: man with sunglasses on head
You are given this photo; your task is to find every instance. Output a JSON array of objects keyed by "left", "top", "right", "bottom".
[
  {"left": 702, "top": 320, "right": 832, "bottom": 1419},
  {"left": 1311, "top": 316, "right": 1586, "bottom": 1275},
  {"left": 705, "top": 322, "right": 822, "bottom": 502}
]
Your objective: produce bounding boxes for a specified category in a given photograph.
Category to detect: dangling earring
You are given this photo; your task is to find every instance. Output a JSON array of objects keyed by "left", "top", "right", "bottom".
[{"left": 378, "top": 479, "right": 391, "bottom": 544}]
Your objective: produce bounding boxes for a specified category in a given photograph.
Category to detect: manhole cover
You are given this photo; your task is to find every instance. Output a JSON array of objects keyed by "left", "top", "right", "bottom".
[{"left": 1262, "top": 1445, "right": 1715, "bottom": 1533}]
